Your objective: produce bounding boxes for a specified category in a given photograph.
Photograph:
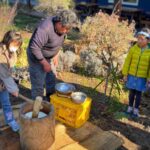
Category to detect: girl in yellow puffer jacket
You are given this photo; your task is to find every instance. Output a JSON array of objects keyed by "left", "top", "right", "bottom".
[{"left": 122, "top": 29, "right": 150, "bottom": 117}]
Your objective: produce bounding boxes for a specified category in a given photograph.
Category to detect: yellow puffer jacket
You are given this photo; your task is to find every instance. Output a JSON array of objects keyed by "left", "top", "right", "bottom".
[{"left": 122, "top": 44, "right": 150, "bottom": 79}]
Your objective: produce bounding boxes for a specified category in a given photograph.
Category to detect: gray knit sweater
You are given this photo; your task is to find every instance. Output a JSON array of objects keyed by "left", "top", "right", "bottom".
[{"left": 27, "top": 17, "right": 65, "bottom": 62}]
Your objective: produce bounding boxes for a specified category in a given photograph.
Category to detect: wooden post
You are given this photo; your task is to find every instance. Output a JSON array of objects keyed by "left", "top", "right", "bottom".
[
  {"left": 18, "top": 94, "right": 34, "bottom": 103},
  {"left": 18, "top": 94, "right": 43, "bottom": 118},
  {"left": 32, "top": 96, "right": 43, "bottom": 118}
]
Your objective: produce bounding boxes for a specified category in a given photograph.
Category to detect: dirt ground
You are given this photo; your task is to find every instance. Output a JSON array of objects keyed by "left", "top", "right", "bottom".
[
  {"left": 58, "top": 72, "right": 150, "bottom": 150},
  {"left": 0, "top": 10, "right": 149, "bottom": 150},
  {"left": 1, "top": 32, "right": 150, "bottom": 150},
  {"left": 6, "top": 72, "right": 149, "bottom": 150}
]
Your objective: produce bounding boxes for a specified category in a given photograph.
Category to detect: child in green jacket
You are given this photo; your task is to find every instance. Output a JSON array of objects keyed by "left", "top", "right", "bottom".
[{"left": 122, "top": 29, "right": 150, "bottom": 117}]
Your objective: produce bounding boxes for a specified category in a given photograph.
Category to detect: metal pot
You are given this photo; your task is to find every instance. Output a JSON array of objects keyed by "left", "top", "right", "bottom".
[
  {"left": 71, "top": 92, "right": 87, "bottom": 104},
  {"left": 55, "top": 82, "right": 76, "bottom": 95}
]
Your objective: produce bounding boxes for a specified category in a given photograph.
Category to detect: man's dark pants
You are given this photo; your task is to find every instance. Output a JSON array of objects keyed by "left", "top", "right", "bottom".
[{"left": 28, "top": 57, "right": 56, "bottom": 101}]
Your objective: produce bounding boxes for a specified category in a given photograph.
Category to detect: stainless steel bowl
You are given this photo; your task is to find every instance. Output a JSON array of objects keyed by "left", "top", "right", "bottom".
[
  {"left": 71, "top": 92, "right": 87, "bottom": 104},
  {"left": 55, "top": 82, "right": 76, "bottom": 95}
]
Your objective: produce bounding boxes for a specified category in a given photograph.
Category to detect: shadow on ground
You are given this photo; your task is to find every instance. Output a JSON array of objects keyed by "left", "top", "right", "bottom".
[
  {"left": 72, "top": 83, "right": 150, "bottom": 150},
  {"left": 0, "top": 77, "right": 149, "bottom": 150}
]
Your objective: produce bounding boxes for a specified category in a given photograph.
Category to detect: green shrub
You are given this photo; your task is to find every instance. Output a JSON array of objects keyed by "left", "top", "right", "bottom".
[
  {"left": 16, "top": 38, "right": 29, "bottom": 67},
  {"left": 35, "top": 0, "right": 74, "bottom": 15},
  {"left": 77, "top": 12, "right": 135, "bottom": 59},
  {"left": 75, "top": 12, "right": 135, "bottom": 96}
]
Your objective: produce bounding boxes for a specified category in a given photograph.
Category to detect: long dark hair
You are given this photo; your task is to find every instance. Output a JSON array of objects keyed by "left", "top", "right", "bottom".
[{"left": 1, "top": 30, "right": 22, "bottom": 51}]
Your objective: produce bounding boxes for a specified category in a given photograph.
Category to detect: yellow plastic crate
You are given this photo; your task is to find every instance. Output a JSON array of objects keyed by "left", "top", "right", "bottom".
[{"left": 50, "top": 94, "right": 92, "bottom": 128}]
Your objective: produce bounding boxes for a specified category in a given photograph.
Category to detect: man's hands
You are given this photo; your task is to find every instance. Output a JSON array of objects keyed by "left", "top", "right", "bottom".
[
  {"left": 11, "top": 91, "right": 19, "bottom": 97},
  {"left": 39, "top": 53, "right": 59, "bottom": 74},
  {"left": 53, "top": 53, "right": 59, "bottom": 67},
  {"left": 51, "top": 52, "right": 60, "bottom": 76},
  {"left": 40, "top": 59, "right": 51, "bottom": 72}
]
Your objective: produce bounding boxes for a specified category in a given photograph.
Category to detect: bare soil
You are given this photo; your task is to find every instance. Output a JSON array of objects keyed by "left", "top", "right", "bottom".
[{"left": 7, "top": 72, "right": 149, "bottom": 150}]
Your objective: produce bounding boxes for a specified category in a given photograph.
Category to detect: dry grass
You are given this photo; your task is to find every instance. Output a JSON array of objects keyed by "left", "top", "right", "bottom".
[
  {"left": 0, "top": 1, "right": 18, "bottom": 40},
  {"left": 76, "top": 12, "right": 135, "bottom": 56},
  {"left": 35, "top": 0, "right": 74, "bottom": 15}
]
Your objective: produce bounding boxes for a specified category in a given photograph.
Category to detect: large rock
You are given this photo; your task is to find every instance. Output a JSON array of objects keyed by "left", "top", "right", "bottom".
[{"left": 58, "top": 50, "right": 80, "bottom": 72}]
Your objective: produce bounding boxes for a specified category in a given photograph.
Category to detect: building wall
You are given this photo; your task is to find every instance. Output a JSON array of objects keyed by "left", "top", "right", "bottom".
[
  {"left": 76, "top": 0, "right": 91, "bottom": 3},
  {"left": 8, "top": 0, "right": 38, "bottom": 5},
  {"left": 76, "top": 0, "right": 150, "bottom": 12},
  {"left": 97, "top": 0, "right": 150, "bottom": 12},
  {"left": 138, "top": 0, "right": 150, "bottom": 12},
  {"left": 97, "top": 0, "right": 107, "bottom": 5},
  {"left": 8, "top": 0, "right": 150, "bottom": 12}
]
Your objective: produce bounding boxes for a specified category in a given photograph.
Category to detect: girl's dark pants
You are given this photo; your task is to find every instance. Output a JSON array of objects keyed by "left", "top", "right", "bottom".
[{"left": 129, "top": 89, "right": 142, "bottom": 109}]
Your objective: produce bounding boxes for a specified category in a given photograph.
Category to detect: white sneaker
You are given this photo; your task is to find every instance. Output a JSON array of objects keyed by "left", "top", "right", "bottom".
[
  {"left": 127, "top": 106, "right": 133, "bottom": 114},
  {"left": 8, "top": 120, "right": 20, "bottom": 132},
  {"left": 133, "top": 108, "right": 139, "bottom": 117}
]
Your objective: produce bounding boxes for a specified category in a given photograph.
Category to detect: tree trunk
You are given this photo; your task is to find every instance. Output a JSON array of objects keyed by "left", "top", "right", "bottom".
[{"left": 112, "top": 0, "right": 122, "bottom": 16}]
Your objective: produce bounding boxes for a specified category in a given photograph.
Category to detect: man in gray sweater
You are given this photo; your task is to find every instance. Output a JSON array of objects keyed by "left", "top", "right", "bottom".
[{"left": 27, "top": 10, "right": 77, "bottom": 100}]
